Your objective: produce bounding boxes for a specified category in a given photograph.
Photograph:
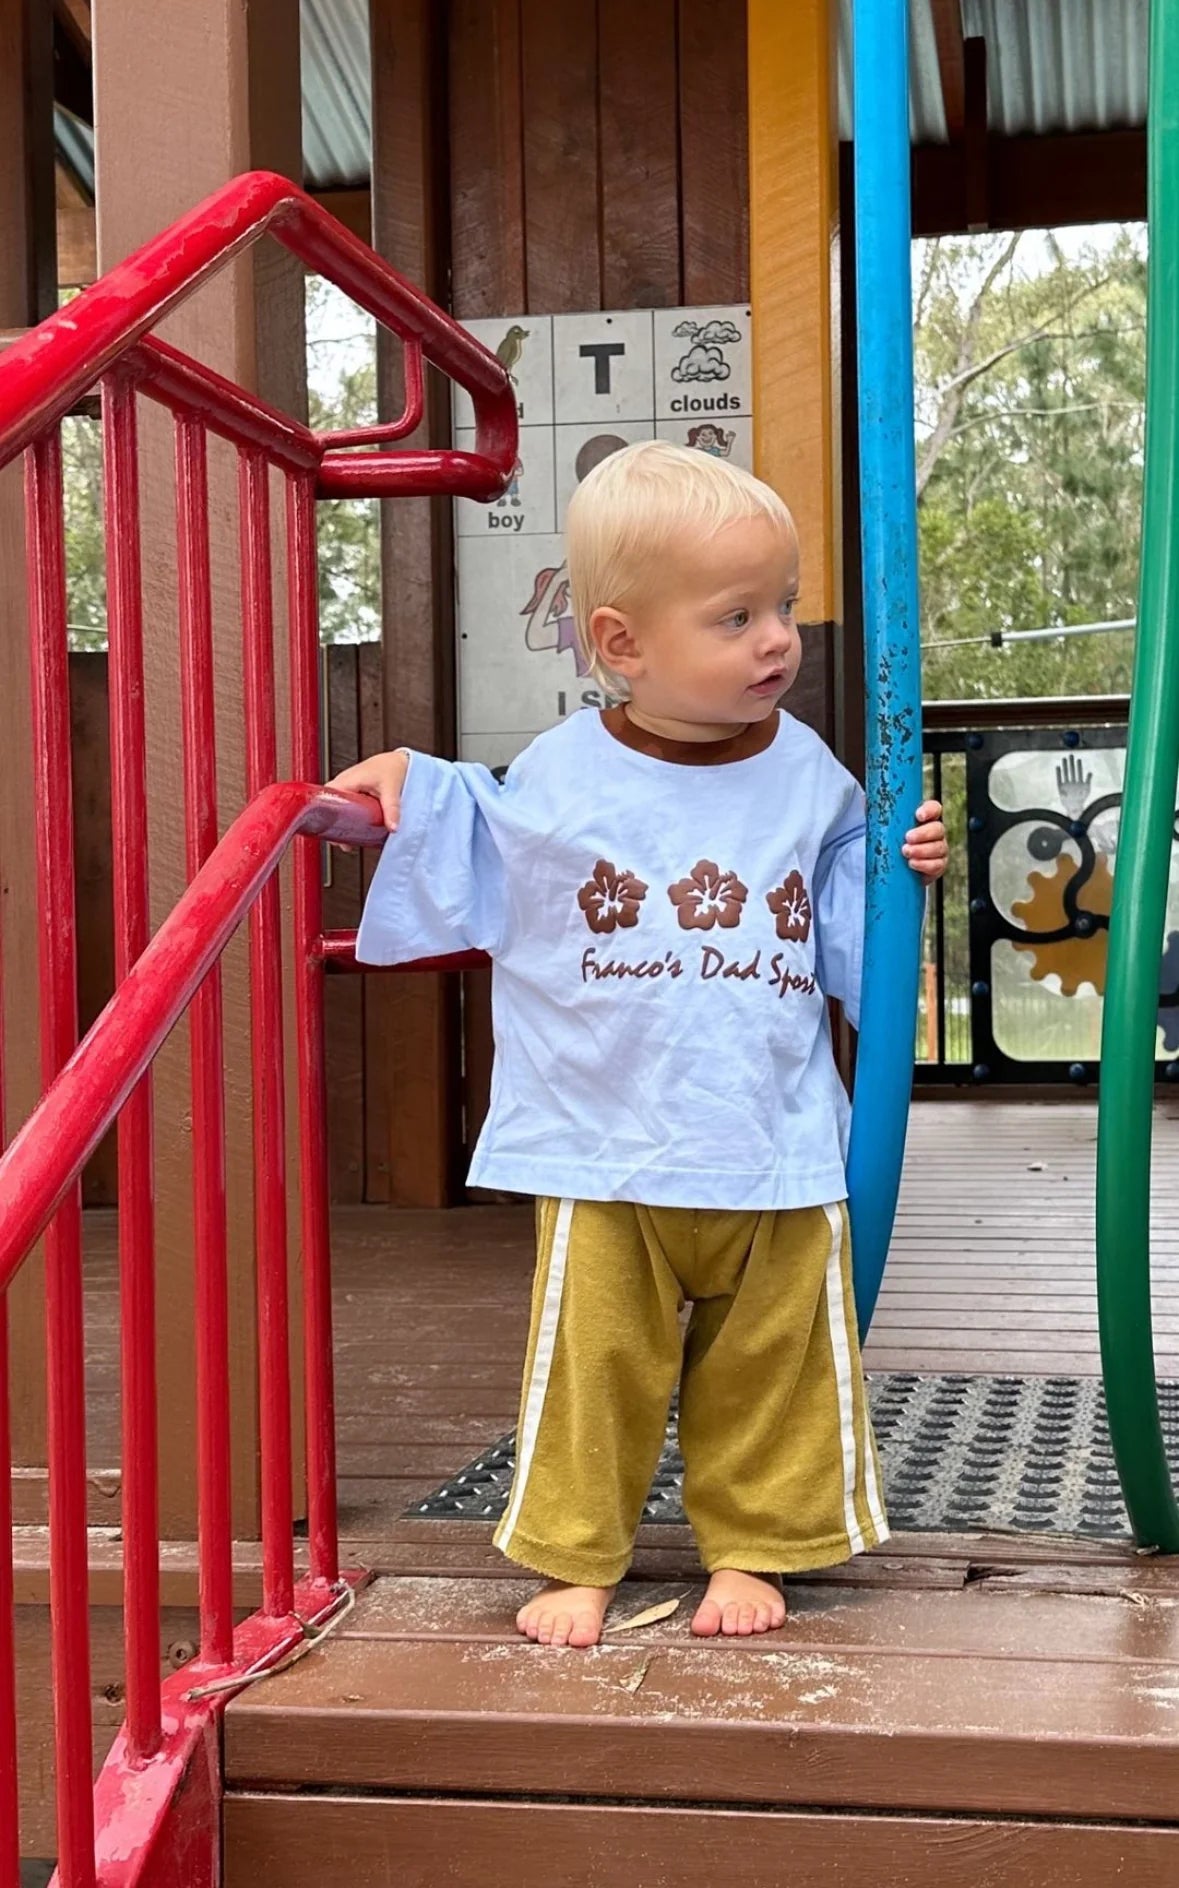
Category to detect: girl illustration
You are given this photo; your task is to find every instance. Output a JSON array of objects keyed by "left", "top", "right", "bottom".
[
  {"left": 687, "top": 423, "right": 736, "bottom": 458},
  {"left": 521, "top": 565, "right": 587, "bottom": 675}
]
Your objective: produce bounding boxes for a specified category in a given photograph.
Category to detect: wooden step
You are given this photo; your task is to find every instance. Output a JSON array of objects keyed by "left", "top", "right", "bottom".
[
  {"left": 224, "top": 1563, "right": 1179, "bottom": 1825},
  {"left": 223, "top": 1795, "right": 1179, "bottom": 1887}
]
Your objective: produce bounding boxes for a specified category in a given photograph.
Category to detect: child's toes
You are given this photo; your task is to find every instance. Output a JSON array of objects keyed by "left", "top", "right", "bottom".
[
  {"left": 690, "top": 1598, "right": 723, "bottom": 1637},
  {"left": 549, "top": 1611, "right": 574, "bottom": 1647},
  {"left": 570, "top": 1608, "right": 602, "bottom": 1648},
  {"left": 721, "top": 1601, "right": 743, "bottom": 1635}
]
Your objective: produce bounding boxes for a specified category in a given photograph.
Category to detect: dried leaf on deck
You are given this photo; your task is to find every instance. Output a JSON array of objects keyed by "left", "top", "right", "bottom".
[
  {"left": 619, "top": 1653, "right": 654, "bottom": 1694},
  {"left": 611, "top": 1595, "right": 682, "bottom": 1633}
]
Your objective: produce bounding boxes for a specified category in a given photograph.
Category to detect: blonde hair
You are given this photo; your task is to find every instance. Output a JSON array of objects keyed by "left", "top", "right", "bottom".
[{"left": 565, "top": 440, "right": 795, "bottom": 693}]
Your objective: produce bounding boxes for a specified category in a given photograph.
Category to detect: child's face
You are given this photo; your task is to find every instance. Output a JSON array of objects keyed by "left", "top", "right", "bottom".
[{"left": 593, "top": 514, "right": 802, "bottom": 729}]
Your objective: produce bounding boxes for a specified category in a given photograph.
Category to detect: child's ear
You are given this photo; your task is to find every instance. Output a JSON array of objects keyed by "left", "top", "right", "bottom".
[{"left": 590, "top": 605, "right": 642, "bottom": 679}]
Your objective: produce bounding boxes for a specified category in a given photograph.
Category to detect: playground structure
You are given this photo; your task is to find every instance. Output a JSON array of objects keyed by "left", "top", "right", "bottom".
[{"left": 0, "top": 0, "right": 1177, "bottom": 1882}]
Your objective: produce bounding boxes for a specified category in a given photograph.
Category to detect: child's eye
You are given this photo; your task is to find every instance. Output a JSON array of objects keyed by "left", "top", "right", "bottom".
[
  {"left": 723, "top": 608, "right": 751, "bottom": 630},
  {"left": 780, "top": 597, "right": 798, "bottom": 620}
]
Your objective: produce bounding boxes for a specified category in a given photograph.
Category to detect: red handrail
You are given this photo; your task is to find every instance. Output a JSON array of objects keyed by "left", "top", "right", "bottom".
[
  {"left": 0, "top": 787, "right": 383, "bottom": 1298},
  {"left": 0, "top": 169, "right": 516, "bottom": 495},
  {"left": 0, "top": 787, "right": 386, "bottom": 1888},
  {"left": 0, "top": 173, "right": 516, "bottom": 1887}
]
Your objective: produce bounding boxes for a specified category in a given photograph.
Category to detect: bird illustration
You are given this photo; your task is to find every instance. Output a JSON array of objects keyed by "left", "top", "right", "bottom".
[{"left": 495, "top": 324, "right": 529, "bottom": 381}]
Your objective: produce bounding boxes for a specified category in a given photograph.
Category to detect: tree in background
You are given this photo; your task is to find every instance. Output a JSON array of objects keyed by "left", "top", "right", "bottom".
[
  {"left": 915, "top": 226, "right": 1146, "bottom": 701},
  {"left": 61, "top": 276, "right": 382, "bottom": 651},
  {"left": 62, "top": 412, "right": 107, "bottom": 650},
  {"left": 307, "top": 275, "right": 380, "bottom": 643}
]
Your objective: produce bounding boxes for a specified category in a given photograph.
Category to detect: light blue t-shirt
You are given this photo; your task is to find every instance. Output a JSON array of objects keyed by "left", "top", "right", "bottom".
[{"left": 356, "top": 707, "right": 866, "bottom": 1210}]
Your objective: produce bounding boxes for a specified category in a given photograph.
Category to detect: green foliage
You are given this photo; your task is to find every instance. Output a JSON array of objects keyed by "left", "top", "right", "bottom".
[
  {"left": 61, "top": 276, "right": 383, "bottom": 651},
  {"left": 915, "top": 226, "right": 1146, "bottom": 701},
  {"left": 62, "top": 414, "right": 107, "bottom": 651},
  {"left": 307, "top": 276, "right": 381, "bottom": 644}
]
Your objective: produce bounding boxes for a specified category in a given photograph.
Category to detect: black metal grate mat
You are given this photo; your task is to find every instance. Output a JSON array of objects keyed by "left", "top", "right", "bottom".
[{"left": 409, "top": 1373, "right": 1179, "bottom": 1540}]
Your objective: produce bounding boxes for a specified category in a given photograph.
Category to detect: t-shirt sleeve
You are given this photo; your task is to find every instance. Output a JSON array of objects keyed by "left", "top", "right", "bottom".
[
  {"left": 813, "top": 775, "right": 866, "bottom": 1031},
  {"left": 354, "top": 751, "right": 509, "bottom": 964}
]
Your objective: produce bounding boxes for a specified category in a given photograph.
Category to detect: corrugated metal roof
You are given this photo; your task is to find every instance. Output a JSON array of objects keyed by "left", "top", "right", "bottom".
[
  {"left": 838, "top": 0, "right": 1148, "bottom": 144},
  {"left": 838, "top": 0, "right": 950, "bottom": 146},
  {"left": 964, "top": 0, "right": 1147, "bottom": 137},
  {"left": 55, "top": 0, "right": 1149, "bottom": 206},
  {"left": 301, "top": 0, "right": 371, "bottom": 191}
]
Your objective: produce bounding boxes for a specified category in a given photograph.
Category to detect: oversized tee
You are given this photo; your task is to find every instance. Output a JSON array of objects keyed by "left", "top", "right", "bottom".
[{"left": 356, "top": 706, "right": 866, "bottom": 1209}]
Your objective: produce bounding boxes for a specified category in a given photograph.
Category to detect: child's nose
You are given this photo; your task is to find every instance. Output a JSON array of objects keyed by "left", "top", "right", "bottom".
[{"left": 760, "top": 616, "right": 792, "bottom": 655}]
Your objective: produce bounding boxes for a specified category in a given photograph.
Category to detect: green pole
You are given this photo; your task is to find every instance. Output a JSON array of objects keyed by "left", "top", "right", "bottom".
[{"left": 1096, "top": 0, "right": 1179, "bottom": 1552}]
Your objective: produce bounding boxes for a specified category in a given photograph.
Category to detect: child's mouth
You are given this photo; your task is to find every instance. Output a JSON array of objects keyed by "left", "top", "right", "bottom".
[{"left": 749, "top": 672, "right": 785, "bottom": 697}]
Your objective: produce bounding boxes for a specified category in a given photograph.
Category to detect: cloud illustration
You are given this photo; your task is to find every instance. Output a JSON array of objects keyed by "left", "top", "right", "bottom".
[
  {"left": 696, "top": 320, "right": 742, "bottom": 346},
  {"left": 671, "top": 344, "right": 732, "bottom": 384}
]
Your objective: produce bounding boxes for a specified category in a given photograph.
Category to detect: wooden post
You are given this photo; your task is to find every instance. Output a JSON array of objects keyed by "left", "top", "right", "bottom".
[
  {"left": 368, "top": 0, "right": 463, "bottom": 1206},
  {"left": 92, "top": 0, "right": 305, "bottom": 1537},
  {"left": 748, "top": 0, "right": 841, "bottom": 745},
  {"left": 0, "top": 0, "right": 57, "bottom": 1475},
  {"left": 448, "top": 0, "right": 529, "bottom": 1182}
]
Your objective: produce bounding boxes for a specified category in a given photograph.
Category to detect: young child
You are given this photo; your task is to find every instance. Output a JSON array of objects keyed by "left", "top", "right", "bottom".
[{"left": 332, "top": 442, "right": 948, "bottom": 1650}]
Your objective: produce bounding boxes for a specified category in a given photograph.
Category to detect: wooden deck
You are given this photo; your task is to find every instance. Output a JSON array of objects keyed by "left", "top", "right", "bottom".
[
  {"left": 219, "top": 1096, "right": 1179, "bottom": 1884},
  {"left": 15, "top": 1099, "right": 1179, "bottom": 1877},
  {"left": 222, "top": 1539, "right": 1179, "bottom": 1885},
  {"left": 69, "top": 1096, "right": 1179, "bottom": 1540},
  {"left": 325, "top": 1096, "right": 1179, "bottom": 1538}
]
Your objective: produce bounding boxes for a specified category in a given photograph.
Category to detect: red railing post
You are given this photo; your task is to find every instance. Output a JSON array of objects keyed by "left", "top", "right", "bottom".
[
  {"left": 26, "top": 432, "right": 95, "bottom": 1888},
  {"left": 286, "top": 470, "right": 339, "bottom": 1585},
  {"left": 102, "top": 372, "right": 163, "bottom": 1761},
  {"left": 239, "top": 448, "right": 294, "bottom": 1619},
  {"left": 175, "top": 416, "right": 235, "bottom": 1667}
]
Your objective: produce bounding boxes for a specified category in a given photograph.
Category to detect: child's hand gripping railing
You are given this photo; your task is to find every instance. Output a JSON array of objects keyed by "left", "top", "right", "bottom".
[{"left": 0, "top": 171, "right": 516, "bottom": 1887}]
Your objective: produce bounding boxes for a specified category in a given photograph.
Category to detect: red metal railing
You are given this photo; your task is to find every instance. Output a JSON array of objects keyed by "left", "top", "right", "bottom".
[{"left": 0, "top": 173, "right": 515, "bottom": 1886}]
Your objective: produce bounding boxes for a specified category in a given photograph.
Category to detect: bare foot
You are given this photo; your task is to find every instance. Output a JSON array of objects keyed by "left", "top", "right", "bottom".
[
  {"left": 516, "top": 1581, "right": 617, "bottom": 1648},
  {"left": 691, "top": 1569, "right": 786, "bottom": 1638}
]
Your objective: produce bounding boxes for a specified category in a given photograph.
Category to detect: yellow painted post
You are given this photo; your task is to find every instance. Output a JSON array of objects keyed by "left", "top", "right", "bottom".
[{"left": 748, "top": 0, "right": 841, "bottom": 673}]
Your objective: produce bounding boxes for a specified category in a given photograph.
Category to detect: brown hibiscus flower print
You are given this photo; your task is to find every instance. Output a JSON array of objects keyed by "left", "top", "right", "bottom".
[
  {"left": 766, "top": 869, "right": 813, "bottom": 942},
  {"left": 578, "top": 859, "right": 649, "bottom": 934},
  {"left": 668, "top": 860, "right": 749, "bottom": 932}
]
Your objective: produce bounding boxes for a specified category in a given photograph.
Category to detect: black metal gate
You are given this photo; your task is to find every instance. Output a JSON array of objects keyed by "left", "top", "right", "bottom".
[{"left": 918, "top": 702, "right": 1179, "bottom": 1088}]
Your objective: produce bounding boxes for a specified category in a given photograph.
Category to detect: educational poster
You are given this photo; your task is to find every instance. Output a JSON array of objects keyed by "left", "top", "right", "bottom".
[{"left": 452, "top": 306, "right": 753, "bottom": 772}]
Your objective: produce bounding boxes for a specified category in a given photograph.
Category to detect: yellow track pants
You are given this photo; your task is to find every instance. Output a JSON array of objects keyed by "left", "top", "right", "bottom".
[{"left": 493, "top": 1197, "right": 888, "bottom": 1587}]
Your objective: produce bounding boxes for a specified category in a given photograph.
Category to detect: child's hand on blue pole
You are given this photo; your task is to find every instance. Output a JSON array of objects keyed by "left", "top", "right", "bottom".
[{"left": 902, "top": 802, "right": 948, "bottom": 879}]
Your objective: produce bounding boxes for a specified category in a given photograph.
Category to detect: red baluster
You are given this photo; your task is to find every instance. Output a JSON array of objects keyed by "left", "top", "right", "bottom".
[
  {"left": 175, "top": 416, "right": 235, "bottom": 1665},
  {"left": 102, "top": 373, "right": 162, "bottom": 1761},
  {"left": 26, "top": 432, "right": 95, "bottom": 1887},
  {"left": 286, "top": 470, "right": 338, "bottom": 1586},
  {"left": 239, "top": 448, "right": 294, "bottom": 1618}
]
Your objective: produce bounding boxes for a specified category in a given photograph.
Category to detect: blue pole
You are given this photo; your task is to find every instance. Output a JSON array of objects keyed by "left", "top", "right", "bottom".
[{"left": 847, "top": 0, "right": 925, "bottom": 1336}]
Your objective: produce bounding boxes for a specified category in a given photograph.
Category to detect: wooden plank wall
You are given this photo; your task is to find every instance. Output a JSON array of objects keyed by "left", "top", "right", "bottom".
[{"left": 448, "top": 0, "right": 750, "bottom": 1158}]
